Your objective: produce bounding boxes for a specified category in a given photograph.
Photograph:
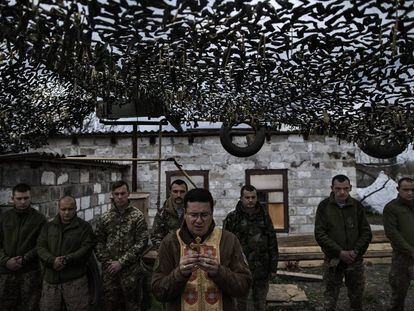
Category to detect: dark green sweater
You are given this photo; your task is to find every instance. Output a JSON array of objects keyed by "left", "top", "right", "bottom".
[
  {"left": 315, "top": 195, "right": 372, "bottom": 260},
  {"left": 37, "top": 215, "right": 96, "bottom": 284},
  {"left": 0, "top": 207, "right": 46, "bottom": 274},
  {"left": 383, "top": 196, "right": 414, "bottom": 258}
]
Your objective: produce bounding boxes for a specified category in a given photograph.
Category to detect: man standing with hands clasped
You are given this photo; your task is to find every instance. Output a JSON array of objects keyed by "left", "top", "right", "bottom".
[
  {"left": 37, "top": 195, "right": 96, "bottom": 311},
  {"left": 383, "top": 177, "right": 414, "bottom": 311},
  {"left": 95, "top": 181, "right": 149, "bottom": 311},
  {"left": 315, "top": 174, "right": 372, "bottom": 311}
]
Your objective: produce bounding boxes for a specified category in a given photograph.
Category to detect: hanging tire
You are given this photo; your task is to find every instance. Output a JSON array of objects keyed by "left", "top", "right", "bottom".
[
  {"left": 359, "top": 138, "right": 408, "bottom": 159},
  {"left": 220, "top": 121, "right": 266, "bottom": 157}
]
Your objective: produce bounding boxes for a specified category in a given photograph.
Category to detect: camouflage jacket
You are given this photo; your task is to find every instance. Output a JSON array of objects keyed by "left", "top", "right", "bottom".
[
  {"left": 95, "top": 202, "right": 149, "bottom": 269},
  {"left": 151, "top": 197, "right": 183, "bottom": 249},
  {"left": 223, "top": 201, "right": 279, "bottom": 280}
]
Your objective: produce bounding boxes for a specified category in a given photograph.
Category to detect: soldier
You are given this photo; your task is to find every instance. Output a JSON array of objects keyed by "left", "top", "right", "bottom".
[
  {"left": 151, "top": 179, "right": 188, "bottom": 249},
  {"left": 0, "top": 183, "right": 46, "bottom": 311},
  {"left": 383, "top": 177, "right": 414, "bottom": 311},
  {"left": 223, "top": 184, "right": 279, "bottom": 311},
  {"left": 95, "top": 180, "right": 149, "bottom": 311},
  {"left": 315, "top": 174, "right": 372, "bottom": 311},
  {"left": 37, "top": 196, "right": 96, "bottom": 311},
  {"left": 152, "top": 188, "right": 252, "bottom": 311}
]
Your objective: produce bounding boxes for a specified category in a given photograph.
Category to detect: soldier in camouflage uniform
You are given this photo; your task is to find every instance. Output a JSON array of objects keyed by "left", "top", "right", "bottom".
[
  {"left": 223, "top": 184, "right": 279, "bottom": 311},
  {"left": 383, "top": 177, "right": 414, "bottom": 311},
  {"left": 0, "top": 183, "right": 46, "bottom": 311},
  {"left": 151, "top": 179, "right": 187, "bottom": 249},
  {"left": 315, "top": 175, "right": 372, "bottom": 311},
  {"left": 95, "top": 181, "right": 149, "bottom": 311}
]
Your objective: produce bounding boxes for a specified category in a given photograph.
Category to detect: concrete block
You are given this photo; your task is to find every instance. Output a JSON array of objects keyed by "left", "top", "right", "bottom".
[
  {"left": 76, "top": 198, "right": 81, "bottom": 211},
  {"left": 295, "top": 206, "right": 316, "bottom": 216},
  {"left": 69, "top": 170, "right": 80, "bottom": 183},
  {"left": 83, "top": 185, "right": 94, "bottom": 196},
  {"left": 93, "top": 183, "right": 102, "bottom": 194},
  {"left": 98, "top": 193, "right": 106, "bottom": 205},
  {"left": 288, "top": 135, "right": 304, "bottom": 143},
  {"left": 80, "top": 196, "right": 91, "bottom": 210},
  {"left": 77, "top": 211, "right": 85, "bottom": 220},
  {"left": 290, "top": 215, "right": 308, "bottom": 225},
  {"left": 84, "top": 208, "right": 93, "bottom": 221},
  {"left": 41, "top": 171, "right": 56, "bottom": 186},
  {"left": 80, "top": 171, "right": 89, "bottom": 183},
  {"left": 90, "top": 194, "right": 98, "bottom": 207},
  {"left": 298, "top": 224, "right": 315, "bottom": 233},
  {"left": 50, "top": 187, "right": 61, "bottom": 201},
  {"left": 0, "top": 188, "right": 12, "bottom": 205},
  {"left": 32, "top": 187, "right": 51, "bottom": 203},
  {"left": 57, "top": 173, "right": 69, "bottom": 185}
]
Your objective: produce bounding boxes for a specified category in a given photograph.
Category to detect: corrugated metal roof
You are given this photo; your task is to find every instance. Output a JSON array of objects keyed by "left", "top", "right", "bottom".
[{"left": 0, "top": 152, "right": 129, "bottom": 168}]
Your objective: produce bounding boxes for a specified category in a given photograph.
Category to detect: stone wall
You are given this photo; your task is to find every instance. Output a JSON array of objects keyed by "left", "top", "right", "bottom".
[
  {"left": 34, "top": 132, "right": 358, "bottom": 234},
  {"left": 0, "top": 157, "right": 128, "bottom": 222}
]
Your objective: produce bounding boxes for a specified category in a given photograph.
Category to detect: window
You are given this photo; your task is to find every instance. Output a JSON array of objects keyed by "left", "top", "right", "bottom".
[
  {"left": 165, "top": 170, "right": 209, "bottom": 195},
  {"left": 246, "top": 169, "right": 289, "bottom": 232}
]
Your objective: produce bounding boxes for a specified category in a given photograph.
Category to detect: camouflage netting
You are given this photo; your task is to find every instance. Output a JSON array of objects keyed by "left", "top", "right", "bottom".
[{"left": 1, "top": 0, "right": 413, "bottom": 153}]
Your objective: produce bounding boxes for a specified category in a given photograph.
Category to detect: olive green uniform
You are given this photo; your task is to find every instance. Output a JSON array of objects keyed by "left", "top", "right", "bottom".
[
  {"left": 223, "top": 202, "right": 279, "bottom": 311},
  {"left": 0, "top": 207, "right": 46, "bottom": 311},
  {"left": 315, "top": 194, "right": 372, "bottom": 311},
  {"left": 95, "top": 203, "right": 149, "bottom": 311},
  {"left": 37, "top": 214, "right": 96, "bottom": 311},
  {"left": 151, "top": 198, "right": 183, "bottom": 249},
  {"left": 383, "top": 196, "right": 414, "bottom": 311}
]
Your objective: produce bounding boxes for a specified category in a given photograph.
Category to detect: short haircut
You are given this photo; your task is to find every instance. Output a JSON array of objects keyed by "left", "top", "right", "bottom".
[
  {"left": 398, "top": 177, "right": 414, "bottom": 187},
  {"left": 12, "top": 183, "right": 31, "bottom": 196},
  {"left": 240, "top": 184, "right": 257, "bottom": 197},
  {"left": 58, "top": 196, "right": 76, "bottom": 208},
  {"left": 184, "top": 188, "right": 214, "bottom": 211},
  {"left": 331, "top": 175, "right": 350, "bottom": 186},
  {"left": 170, "top": 179, "right": 188, "bottom": 191},
  {"left": 111, "top": 180, "right": 130, "bottom": 192}
]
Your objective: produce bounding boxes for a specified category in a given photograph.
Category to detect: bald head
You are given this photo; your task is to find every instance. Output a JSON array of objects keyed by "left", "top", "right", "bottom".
[{"left": 58, "top": 196, "right": 77, "bottom": 224}]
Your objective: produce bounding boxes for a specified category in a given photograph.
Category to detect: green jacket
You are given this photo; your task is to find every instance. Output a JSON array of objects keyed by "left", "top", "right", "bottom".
[
  {"left": 151, "top": 198, "right": 183, "bottom": 249},
  {"left": 95, "top": 202, "right": 149, "bottom": 270},
  {"left": 37, "top": 215, "right": 96, "bottom": 284},
  {"left": 383, "top": 196, "right": 414, "bottom": 258},
  {"left": 0, "top": 207, "right": 46, "bottom": 274},
  {"left": 223, "top": 202, "right": 279, "bottom": 280},
  {"left": 315, "top": 194, "right": 372, "bottom": 260}
]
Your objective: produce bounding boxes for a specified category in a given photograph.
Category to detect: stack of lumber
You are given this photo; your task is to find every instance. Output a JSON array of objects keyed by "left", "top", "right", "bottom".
[{"left": 277, "top": 230, "right": 392, "bottom": 268}]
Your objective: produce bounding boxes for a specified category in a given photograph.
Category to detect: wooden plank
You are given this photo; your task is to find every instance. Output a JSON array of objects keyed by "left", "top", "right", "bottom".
[
  {"left": 277, "top": 270, "right": 323, "bottom": 282},
  {"left": 266, "top": 284, "right": 308, "bottom": 302},
  {"left": 278, "top": 230, "right": 389, "bottom": 247}
]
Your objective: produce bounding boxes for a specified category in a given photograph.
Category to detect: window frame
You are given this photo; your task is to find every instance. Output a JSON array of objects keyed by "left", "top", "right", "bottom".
[{"left": 245, "top": 169, "right": 289, "bottom": 233}]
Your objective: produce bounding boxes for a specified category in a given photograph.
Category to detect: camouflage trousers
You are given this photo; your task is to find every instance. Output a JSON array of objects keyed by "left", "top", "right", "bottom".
[
  {"left": 101, "top": 265, "right": 143, "bottom": 311},
  {"left": 388, "top": 252, "right": 414, "bottom": 311},
  {"left": 40, "top": 275, "right": 90, "bottom": 311},
  {"left": 236, "top": 278, "right": 269, "bottom": 311},
  {"left": 0, "top": 269, "right": 42, "bottom": 311},
  {"left": 323, "top": 259, "right": 365, "bottom": 311}
]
